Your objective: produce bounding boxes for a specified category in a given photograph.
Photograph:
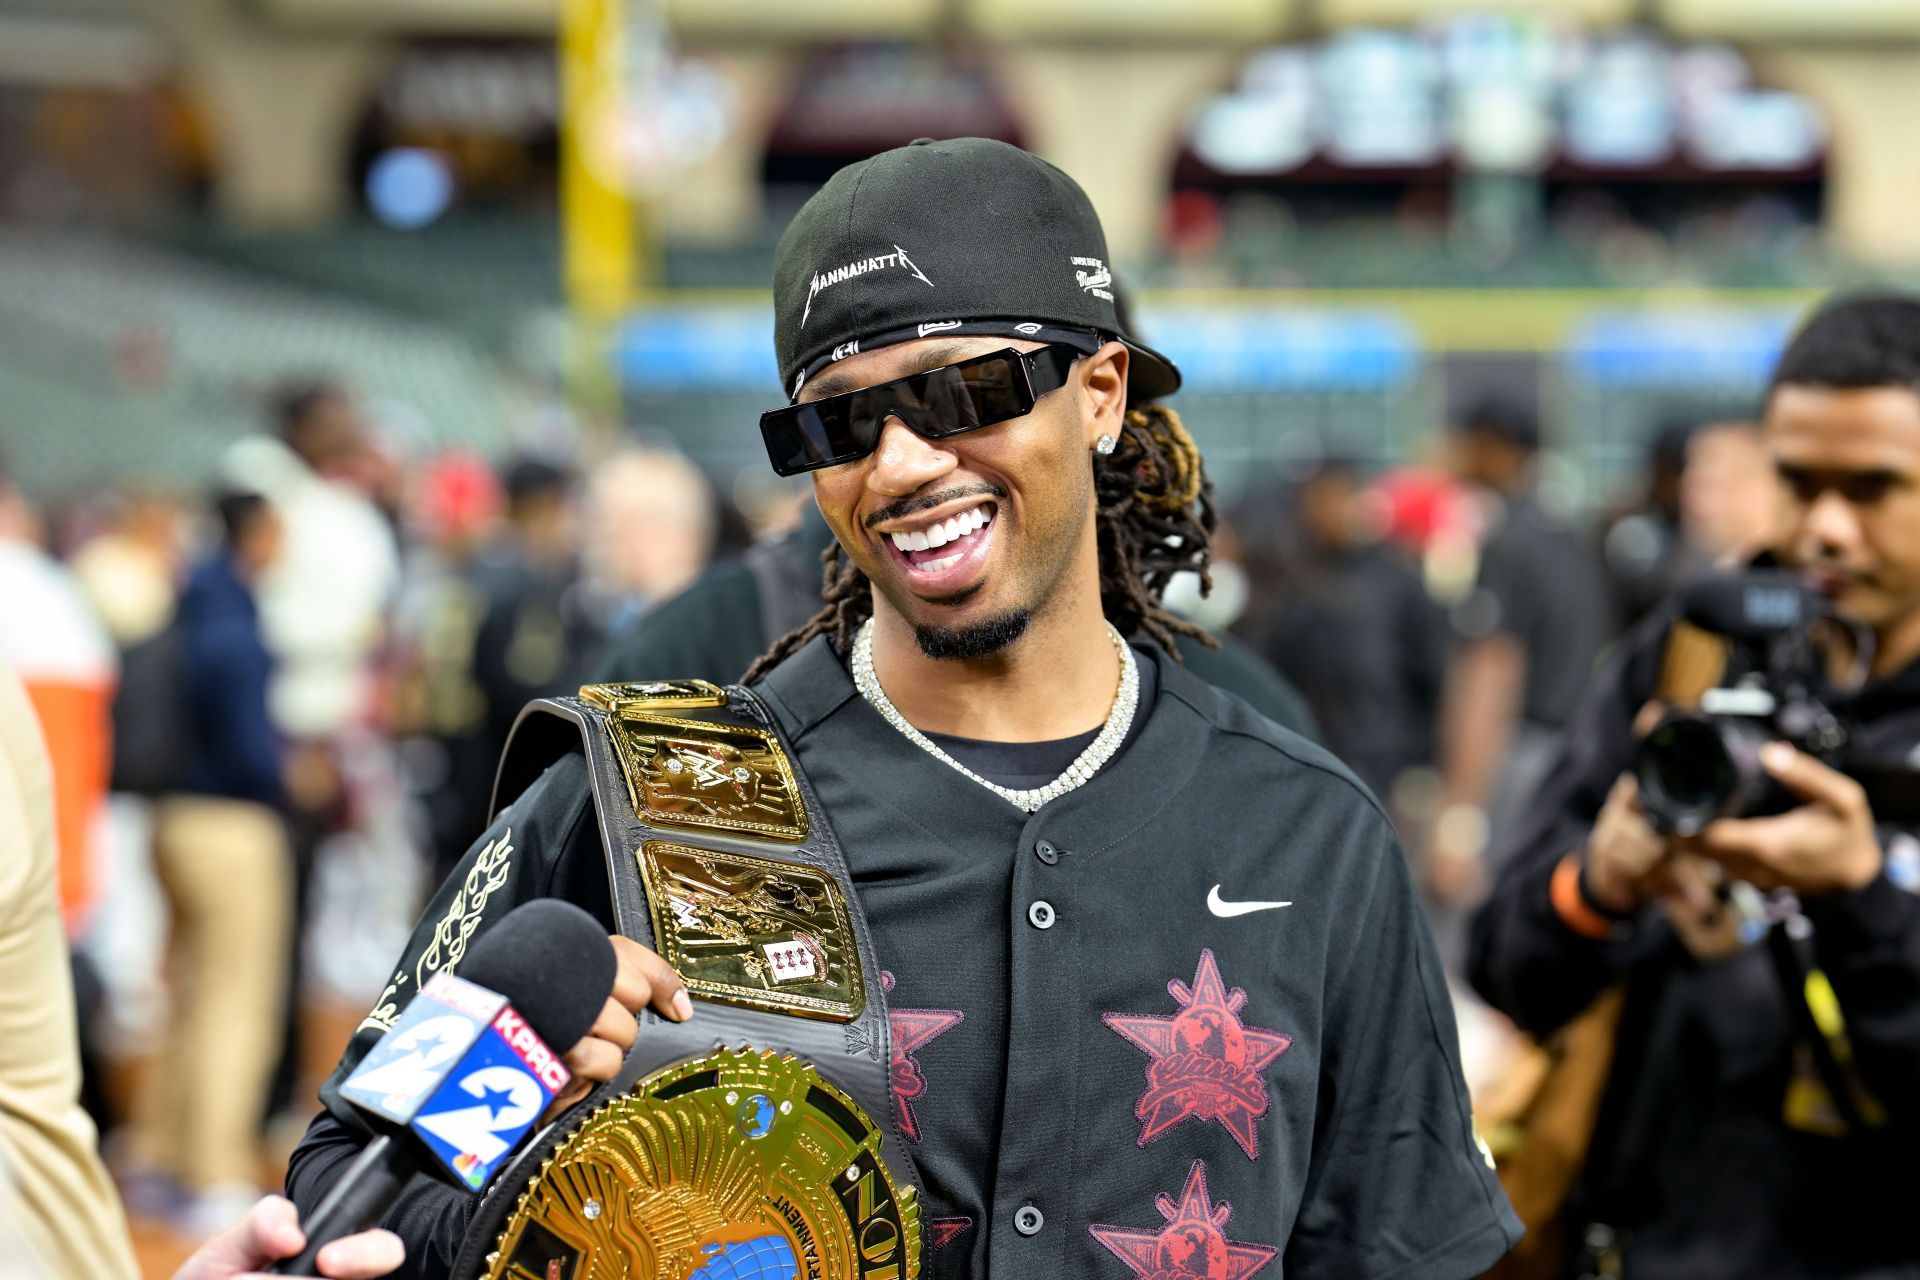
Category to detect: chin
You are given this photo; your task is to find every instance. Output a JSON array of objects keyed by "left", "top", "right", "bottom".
[{"left": 911, "top": 608, "right": 1033, "bottom": 660}]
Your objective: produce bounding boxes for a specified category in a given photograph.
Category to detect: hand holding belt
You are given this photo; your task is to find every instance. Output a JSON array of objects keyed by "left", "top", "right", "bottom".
[{"left": 453, "top": 679, "right": 922, "bottom": 1280}]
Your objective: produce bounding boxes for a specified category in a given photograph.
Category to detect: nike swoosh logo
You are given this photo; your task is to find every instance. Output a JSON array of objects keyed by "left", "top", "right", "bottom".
[{"left": 1207, "top": 885, "right": 1293, "bottom": 917}]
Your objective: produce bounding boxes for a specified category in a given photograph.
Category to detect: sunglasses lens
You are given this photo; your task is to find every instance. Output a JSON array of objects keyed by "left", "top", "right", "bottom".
[
  {"left": 760, "top": 400, "right": 874, "bottom": 475},
  {"left": 911, "top": 356, "right": 1026, "bottom": 438}
]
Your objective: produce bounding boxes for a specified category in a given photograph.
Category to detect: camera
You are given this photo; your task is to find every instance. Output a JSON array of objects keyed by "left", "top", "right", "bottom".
[{"left": 1635, "top": 570, "right": 1858, "bottom": 837}]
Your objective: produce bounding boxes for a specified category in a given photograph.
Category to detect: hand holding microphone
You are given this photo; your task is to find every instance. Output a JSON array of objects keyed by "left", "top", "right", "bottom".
[
  {"left": 541, "top": 933, "right": 694, "bottom": 1120},
  {"left": 173, "top": 1194, "right": 401, "bottom": 1280},
  {"left": 274, "top": 900, "right": 623, "bottom": 1274}
]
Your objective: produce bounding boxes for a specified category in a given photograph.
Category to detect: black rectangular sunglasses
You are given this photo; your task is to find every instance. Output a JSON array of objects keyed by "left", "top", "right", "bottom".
[{"left": 760, "top": 344, "right": 1080, "bottom": 476}]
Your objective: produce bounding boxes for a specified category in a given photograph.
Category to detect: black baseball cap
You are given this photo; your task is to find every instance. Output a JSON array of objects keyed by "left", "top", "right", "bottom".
[{"left": 772, "top": 137, "right": 1181, "bottom": 405}]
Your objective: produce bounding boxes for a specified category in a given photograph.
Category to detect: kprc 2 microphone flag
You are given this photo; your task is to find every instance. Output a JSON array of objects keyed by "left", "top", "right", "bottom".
[{"left": 339, "top": 971, "right": 572, "bottom": 1190}]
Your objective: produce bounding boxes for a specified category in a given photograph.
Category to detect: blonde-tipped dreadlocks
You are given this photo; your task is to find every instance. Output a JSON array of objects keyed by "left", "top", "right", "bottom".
[{"left": 743, "top": 402, "right": 1215, "bottom": 682}]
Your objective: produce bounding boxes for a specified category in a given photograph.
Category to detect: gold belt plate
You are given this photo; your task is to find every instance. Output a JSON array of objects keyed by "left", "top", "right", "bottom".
[
  {"left": 606, "top": 713, "right": 809, "bottom": 843},
  {"left": 638, "top": 842, "right": 864, "bottom": 1022},
  {"left": 580, "top": 680, "right": 731, "bottom": 713},
  {"left": 484, "top": 1048, "right": 921, "bottom": 1280}
]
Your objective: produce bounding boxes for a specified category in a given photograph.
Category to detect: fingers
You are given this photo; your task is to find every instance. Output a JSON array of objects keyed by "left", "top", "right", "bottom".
[
  {"left": 609, "top": 935, "right": 693, "bottom": 1023},
  {"left": 587, "top": 996, "right": 639, "bottom": 1054},
  {"left": 246, "top": 1194, "right": 306, "bottom": 1260},
  {"left": 1758, "top": 742, "right": 1866, "bottom": 813},
  {"left": 563, "top": 1031, "right": 626, "bottom": 1086},
  {"left": 1632, "top": 701, "right": 1667, "bottom": 739},
  {"left": 314, "top": 1229, "right": 406, "bottom": 1280}
]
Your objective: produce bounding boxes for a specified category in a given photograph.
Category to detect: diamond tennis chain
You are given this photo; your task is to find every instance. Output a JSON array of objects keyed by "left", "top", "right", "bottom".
[{"left": 850, "top": 617, "right": 1139, "bottom": 814}]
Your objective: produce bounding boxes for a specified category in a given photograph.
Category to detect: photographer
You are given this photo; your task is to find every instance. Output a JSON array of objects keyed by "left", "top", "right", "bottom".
[{"left": 1469, "top": 294, "right": 1920, "bottom": 1279}]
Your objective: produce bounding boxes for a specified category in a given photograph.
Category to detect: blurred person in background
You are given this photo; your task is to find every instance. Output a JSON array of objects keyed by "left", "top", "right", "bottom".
[
  {"left": 0, "top": 457, "right": 117, "bottom": 934},
  {"left": 223, "top": 380, "right": 400, "bottom": 1123},
  {"left": 426, "top": 455, "right": 597, "bottom": 880},
  {"left": 70, "top": 488, "right": 186, "bottom": 652},
  {"left": 130, "top": 489, "right": 293, "bottom": 1237},
  {"left": 389, "top": 452, "right": 505, "bottom": 885},
  {"left": 1599, "top": 419, "right": 1708, "bottom": 629},
  {"left": 579, "top": 445, "right": 717, "bottom": 638},
  {"left": 1430, "top": 402, "right": 1614, "bottom": 918},
  {"left": 1471, "top": 294, "right": 1920, "bottom": 1279},
  {"left": 0, "top": 654, "right": 137, "bottom": 1279},
  {"left": 1232, "top": 457, "right": 1446, "bottom": 803},
  {"left": 1682, "top": 419, "right": 1777, "bottom": 565}
]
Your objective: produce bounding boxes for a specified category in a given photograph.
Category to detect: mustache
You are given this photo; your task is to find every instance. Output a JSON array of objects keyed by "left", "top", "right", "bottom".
[{"left": 863, "top": 483, "right": 1006, "bottom": 531}]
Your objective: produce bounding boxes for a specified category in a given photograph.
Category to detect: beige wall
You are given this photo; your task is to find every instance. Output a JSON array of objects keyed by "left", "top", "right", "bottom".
[
  {"left": 1761, "top": 48, "right": 1920, "bottom": 265},
  {"left": 165, "top": 0, "right": 389, "bottom": 226}
]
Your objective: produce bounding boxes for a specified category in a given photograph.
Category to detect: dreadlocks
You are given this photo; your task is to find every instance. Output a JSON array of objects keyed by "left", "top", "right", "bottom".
[{"left": 743, "top": 401, "right": 1216, "bottom": 683}]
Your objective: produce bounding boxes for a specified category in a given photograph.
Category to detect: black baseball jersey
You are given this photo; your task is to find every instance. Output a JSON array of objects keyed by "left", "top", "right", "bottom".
[{"left": 290, "top": 636, "right": 1519, "bottom": 1279}]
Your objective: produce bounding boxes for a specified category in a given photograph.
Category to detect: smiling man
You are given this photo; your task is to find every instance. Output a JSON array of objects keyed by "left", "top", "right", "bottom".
[
  {"left": 1470, "top": 293, "right": 1920, "bottom": 1279},
  {"left": 287, "top": 138, "right": 1519, "bottom": 1279}
]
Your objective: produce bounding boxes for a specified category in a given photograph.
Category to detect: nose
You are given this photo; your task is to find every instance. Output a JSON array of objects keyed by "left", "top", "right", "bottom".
[
  {"left": 866, "top": 415, "right": 956, "bottom": 499},
  {"left": 1801, "top": 489, "right": 1862, "bottom": 559}
]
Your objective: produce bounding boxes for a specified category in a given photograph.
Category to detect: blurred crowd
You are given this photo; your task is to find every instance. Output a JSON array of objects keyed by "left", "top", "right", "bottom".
[{"left": 0, "top": 368, "right": 1784, "bottom": 1267}]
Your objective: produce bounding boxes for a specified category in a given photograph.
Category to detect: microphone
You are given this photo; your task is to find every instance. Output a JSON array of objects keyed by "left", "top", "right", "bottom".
[
  {"left": 274, "top": 899, "right": 616, "bottom": 1275},
  {"left": 1678, "top": 569, "right": 1820, "bottom": 641}
]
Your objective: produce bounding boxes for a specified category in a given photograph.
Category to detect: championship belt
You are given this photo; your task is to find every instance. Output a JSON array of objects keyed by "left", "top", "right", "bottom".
[{"left": 451, "top": 679, "right": 923, "bottom": 1280}]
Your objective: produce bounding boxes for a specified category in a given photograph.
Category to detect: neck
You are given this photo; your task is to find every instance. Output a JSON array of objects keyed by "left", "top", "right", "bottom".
[
  {"left": 1872, "top": 605, "right": 1920, "bottom": 680},
  {"left": 866, "top": 582, "right": 1122, "bottom": 742}
]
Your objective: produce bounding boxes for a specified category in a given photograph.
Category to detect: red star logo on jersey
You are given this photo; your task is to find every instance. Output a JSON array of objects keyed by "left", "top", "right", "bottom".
[
  {"left": 1102, "top": 949, "right": 1291, "bottom": 1160},
  {"left": 882, "top": 971, "right": 963, "bottom": 1142},
  {"left": 1090, "top": 1160, "right": 1277, "bottom": 1280},
  {"left": 928, "top": 1217, "right": 973, "bottom": 1250}
]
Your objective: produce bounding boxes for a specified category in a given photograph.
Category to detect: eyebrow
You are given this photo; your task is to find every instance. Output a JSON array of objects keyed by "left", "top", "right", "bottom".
[{"left": 798, "top": 341, "right": 987, "bottom": 403}]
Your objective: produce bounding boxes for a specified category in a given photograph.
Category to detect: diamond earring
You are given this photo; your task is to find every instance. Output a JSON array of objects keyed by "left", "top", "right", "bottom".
[{"left": 1094, "top": 434, "right": 1117, "bottom": 455}]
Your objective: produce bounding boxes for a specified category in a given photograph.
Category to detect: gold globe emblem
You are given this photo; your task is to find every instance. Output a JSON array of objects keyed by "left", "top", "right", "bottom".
[{"left": 485, "top": 1048, "right": 920, "bottom": 1280}]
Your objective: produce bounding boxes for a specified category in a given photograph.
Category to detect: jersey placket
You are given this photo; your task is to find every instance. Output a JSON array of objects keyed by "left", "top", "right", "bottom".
[{"left": 984, "top": 812, "right": 1081, "bottom": 1274}]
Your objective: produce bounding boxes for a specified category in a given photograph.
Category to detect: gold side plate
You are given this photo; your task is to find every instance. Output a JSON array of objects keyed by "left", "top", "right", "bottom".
[
  {"left": 580, "top": 679, "right": 729, "bottom": 713},
  {"left": 639, "top": 841, "right": 864, "bottom": 1023},
  {"left": 606, "top": 712, "right": 809, "bottom": 843},
  {"left": 485, "top": 1049, "right": 919, "bottom": 1280}
]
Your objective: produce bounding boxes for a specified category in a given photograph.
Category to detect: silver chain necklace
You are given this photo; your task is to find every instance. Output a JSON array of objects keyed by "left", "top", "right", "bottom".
[{"left": 850, "top": 617, "right": 1139, "bottom": 814}]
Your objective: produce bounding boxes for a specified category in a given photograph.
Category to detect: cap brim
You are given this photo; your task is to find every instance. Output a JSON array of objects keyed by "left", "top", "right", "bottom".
[{"left": 1122, "top": 335, "right": 1181, "bottom": 405}]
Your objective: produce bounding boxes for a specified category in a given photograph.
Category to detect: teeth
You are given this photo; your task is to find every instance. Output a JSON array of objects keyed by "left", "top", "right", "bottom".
[
  {"left": 887, "top": 503, "right": 994, "bottom": 555},
  {"left": 921, "top": 552, "right": 962, "bottom": 573}
]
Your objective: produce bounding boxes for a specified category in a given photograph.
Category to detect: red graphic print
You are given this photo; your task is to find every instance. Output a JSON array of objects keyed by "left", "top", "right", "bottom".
[
  {"left": 1089, "top": 1160, "right": 1277, "bottom": 1280},
  {"left": 882, "top": 971, "right": 963, "bottom": 1142},
  {"left": 1102, "top": 949, "right": 1291, "bottom": 1160},
  {"left": 928, "top": 1217, "right": 973, "bottom": 1250}
]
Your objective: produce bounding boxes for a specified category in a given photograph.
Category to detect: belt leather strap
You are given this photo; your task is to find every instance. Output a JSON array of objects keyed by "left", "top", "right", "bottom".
[{"left": 450, "top": 679, "right": 919, "bottom": 1278}]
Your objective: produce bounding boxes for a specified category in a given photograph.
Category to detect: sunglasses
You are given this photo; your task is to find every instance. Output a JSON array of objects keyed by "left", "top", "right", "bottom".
[{"left": 760, "top": 344, "right": 1081, "bottom": 476}]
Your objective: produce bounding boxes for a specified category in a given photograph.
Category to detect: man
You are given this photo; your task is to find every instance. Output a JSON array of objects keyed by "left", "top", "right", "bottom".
[
  {"left": 1232, "top": 457, "right": 1444, "bottom": 799},
  {"left": 289, "top": 138, "right": 1517, "bottom": 1278},
  {"left": 132, "top": 491, "right": 293, "bottom": 1236},
  {"left": 1431, "top": 402, "right": 1614, "bottom": 906},
  {"left": 590, "top": 502, "right": 1320, "bottom": 737},
  {"left": 1469, "top": 293, "right": 1920, "bottom": 1278}
]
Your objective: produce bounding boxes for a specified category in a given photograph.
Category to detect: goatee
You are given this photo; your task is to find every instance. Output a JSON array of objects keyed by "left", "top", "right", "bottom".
[{"left": 914, "top": 608, "right": 1032, "bottom": 660}]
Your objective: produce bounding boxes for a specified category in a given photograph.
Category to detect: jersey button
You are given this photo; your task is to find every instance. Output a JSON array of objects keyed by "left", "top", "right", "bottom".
[
  {"left": 1034, "top": 840, "right": 1060, "bottom": 865},
  {"left": 1014, "top": 1204, "right": 1045, "bottom": 1236},
  {"left": 1027, "top": 900, "right": 1056, "bottom": 930}
]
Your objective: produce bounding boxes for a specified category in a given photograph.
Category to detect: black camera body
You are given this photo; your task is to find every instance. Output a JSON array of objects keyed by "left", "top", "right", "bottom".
[{"left": 1635, "top": 571, "right": 1855, "bottom": 837}]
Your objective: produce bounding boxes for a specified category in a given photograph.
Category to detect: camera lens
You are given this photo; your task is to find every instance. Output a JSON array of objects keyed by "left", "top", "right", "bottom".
[{"left": 1636, "top": 715, "right": 1743, "bottom": 835}]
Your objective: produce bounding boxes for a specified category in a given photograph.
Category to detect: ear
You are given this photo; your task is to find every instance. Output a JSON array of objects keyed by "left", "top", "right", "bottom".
[{"left": 1078, "top": 341, "right": 1130, "bottom": 449}]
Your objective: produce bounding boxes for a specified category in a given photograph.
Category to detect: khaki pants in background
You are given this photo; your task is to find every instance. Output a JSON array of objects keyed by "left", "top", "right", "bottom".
[{"left": 134, "top": 795, "right": 291, "bottom": 1191}]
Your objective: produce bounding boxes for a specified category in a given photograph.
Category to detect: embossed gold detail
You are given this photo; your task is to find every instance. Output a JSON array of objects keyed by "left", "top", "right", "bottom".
[
  {"left": 580, "top": 679, "right": 729, "bottom": 712},
  {"left": 639, "top": 842, "right": 864, "bottom": 1022},
  {"left": 485, "top": 1050, "right": 920, "bottom": 1280},
  {"left": 606, "top": 714, "right": 808, "bottom": 842},
  {"left": 358, "top": 827, "right": 514, "bottom": 1035}
]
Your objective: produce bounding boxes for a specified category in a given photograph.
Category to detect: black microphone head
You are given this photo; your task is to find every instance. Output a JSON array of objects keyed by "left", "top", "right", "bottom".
[
  {"left": 1678, "top": 569, "right": 1819, "bottom": 641},
  {"left": 458, "top": 899, "right": 616, "bottom": 1055}
]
